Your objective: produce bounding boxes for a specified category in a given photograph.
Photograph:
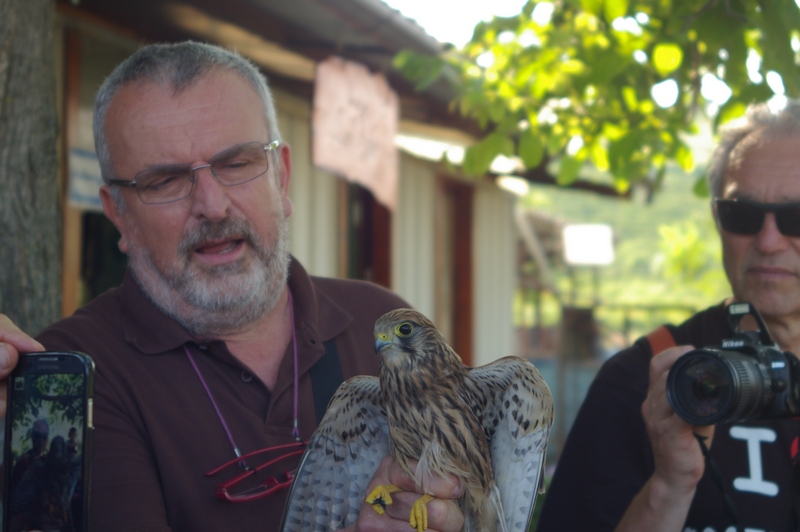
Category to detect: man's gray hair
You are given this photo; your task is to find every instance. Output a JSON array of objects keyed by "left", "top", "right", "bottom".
[
  {"left": 93, "top": 41, "right": 281, "bottom": 186},
  {"left": 707, "top": 98, "right": 800, "bottom": 198}
]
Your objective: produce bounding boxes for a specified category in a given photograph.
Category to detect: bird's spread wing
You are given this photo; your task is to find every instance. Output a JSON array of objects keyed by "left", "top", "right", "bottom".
[
  {"left": 469, "top": 356, "right": 554, "bottom": 531},
  {"left": 281, "top": 376, "right": 389, "bottom": 531}
]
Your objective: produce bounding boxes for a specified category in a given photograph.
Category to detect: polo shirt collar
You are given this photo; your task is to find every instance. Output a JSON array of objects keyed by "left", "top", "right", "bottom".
[
  {"left": 286, "top": 259, "right": 352, "bottom": 346},
  {"left": 117, "top": 269, "right": 192, "bottom": 354}
]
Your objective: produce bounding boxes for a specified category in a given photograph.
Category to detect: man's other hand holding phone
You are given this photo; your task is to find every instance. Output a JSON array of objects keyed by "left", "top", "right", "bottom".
[{"left": 0, "top": 314, "right": 44, "bottom": 417}]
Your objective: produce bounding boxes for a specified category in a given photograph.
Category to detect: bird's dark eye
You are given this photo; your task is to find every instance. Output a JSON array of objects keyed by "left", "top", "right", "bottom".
[{"left": 395, "top": 322, "right": 413, "bottom": 337}]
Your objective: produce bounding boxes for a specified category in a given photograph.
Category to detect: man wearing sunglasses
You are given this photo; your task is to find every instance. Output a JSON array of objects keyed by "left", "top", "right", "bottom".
[
  {"left": 0, "top": 42, "right": 464, "bottom": 531},
  {"left": 538, "top": 100, "right": 800, "bottom": 532}
]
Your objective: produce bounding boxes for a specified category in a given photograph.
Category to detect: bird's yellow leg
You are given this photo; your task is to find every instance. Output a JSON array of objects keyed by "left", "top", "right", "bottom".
[
  {"left": 366, "top": 484, "right": 403, "bottom": 515},
  {"left": 409, "top": 494, "right": 434, "bottom": 532}
]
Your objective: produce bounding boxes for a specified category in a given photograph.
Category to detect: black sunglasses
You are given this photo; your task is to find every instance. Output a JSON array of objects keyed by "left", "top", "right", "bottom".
[{"left": 715, "top": 199, "right": 800, "bottom": 237}]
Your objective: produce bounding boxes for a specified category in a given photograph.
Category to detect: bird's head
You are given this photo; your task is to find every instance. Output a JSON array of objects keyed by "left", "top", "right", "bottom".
[{"left": 373, "top": 309, "right": 461, "bottom": 370}]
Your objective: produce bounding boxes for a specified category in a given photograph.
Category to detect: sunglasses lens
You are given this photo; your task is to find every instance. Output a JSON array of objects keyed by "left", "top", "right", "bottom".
[
  {"left": 717, "top": 201, "right": 764, "bottom": 235},
  {"left": 776, "top": 205, "right": 800, "bottom": 237}
]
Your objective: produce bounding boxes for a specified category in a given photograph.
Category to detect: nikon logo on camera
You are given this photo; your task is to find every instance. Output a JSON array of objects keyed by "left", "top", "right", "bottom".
[{"left": 722, "top": 339, "right": 745, "bottom": 348}]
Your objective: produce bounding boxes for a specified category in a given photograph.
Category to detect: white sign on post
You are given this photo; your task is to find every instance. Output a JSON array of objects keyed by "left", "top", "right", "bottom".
[{"left": 563, "top": 224, "right": 615, "bottom": 266}]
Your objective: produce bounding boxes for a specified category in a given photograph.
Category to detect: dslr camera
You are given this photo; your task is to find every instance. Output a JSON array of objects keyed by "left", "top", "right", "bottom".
[{"left": 666, "top": 302, "right": 800, "bottom": 426}]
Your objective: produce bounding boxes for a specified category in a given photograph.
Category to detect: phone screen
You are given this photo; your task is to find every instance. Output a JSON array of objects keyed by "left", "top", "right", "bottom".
[{"left": 3, "top": 352, "right": 94, "bottom": 532}]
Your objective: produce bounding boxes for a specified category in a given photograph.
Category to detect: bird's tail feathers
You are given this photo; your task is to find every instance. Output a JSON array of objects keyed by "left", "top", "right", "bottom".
[
  {"left": 490, "top": 484, "right": 508, "bottom": 532},
  {"left": 464, "top": 483, "right": 507, "bottom": 532}
]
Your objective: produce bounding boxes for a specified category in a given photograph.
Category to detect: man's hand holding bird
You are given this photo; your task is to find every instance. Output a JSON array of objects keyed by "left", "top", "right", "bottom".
[{"left": 348, "top": 456, "right": 465, "bottom": 531}]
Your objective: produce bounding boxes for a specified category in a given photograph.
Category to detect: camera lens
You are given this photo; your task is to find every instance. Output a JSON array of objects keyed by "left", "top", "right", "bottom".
[
  {"left": 668, "top": 354, "right": 732, "bottom": 422},
  {"left": 667, "top": 349, "right": 768, "bottom": 425}
]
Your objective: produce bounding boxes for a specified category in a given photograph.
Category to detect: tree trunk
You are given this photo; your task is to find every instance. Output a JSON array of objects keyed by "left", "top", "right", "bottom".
[{"left": 0, "top": 0, "right": 60, "bottom": 335}]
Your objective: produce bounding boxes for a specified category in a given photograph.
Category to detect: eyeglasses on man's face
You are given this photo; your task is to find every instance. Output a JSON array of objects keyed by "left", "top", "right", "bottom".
[
  {"left": 109, "top": 141, "right": 280, "bottom": 205},
  {"left": 715, "top": 198, "right": 800, "bottom": 237}
]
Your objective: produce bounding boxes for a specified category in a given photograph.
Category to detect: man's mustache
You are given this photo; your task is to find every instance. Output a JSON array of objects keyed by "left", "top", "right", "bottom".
[{"left": 178, "top": 218, "right": 259, "bottom": 257}]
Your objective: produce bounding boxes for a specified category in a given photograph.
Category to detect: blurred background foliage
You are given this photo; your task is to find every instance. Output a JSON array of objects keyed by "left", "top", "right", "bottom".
[
  {"left": 395, "top": 0, "right": 800, "bottom": 194},
  {"left": 516, "top": 166, "right": 730, "bottom": 353},
  {"left": 394, "top": 0, "right": 800, "bottom": 348}
]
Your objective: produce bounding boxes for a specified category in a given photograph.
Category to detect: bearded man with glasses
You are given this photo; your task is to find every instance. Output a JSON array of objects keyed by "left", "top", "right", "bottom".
[
  {"left": 538, "top": 100, "right": 800, "bottom": 532},
  {"left": 0, "top": 42, "right": 464, "bottom": 531}
]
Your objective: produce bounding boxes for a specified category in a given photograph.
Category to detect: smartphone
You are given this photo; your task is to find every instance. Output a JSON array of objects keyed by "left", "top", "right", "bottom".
[{"left": 3, "top": 351, "right": 95, "bottom": 532}]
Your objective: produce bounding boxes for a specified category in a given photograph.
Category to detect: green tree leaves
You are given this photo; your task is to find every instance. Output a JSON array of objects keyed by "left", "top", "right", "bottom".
[
  {"left": 604, "top": 0, "right": 629, "bottom": 24},
  {"left": 652, "top": 43, "right": 683, "bottom": 76},
  {"left": 520, "top": 128, "right": 546, "bottom": 168},
  {"left": 395, "top": 0, "right": 800, "bottom": 194},
  {"left": 463, "top": 132, "right": 515, "bottom": 175}
]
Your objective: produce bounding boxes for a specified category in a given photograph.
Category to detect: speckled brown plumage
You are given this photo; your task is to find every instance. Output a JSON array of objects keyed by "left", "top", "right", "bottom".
[
  {"left": 375, "top": 309, "right": 502, "bottom": 530},
  {"left": 281, "top": 309, "right": 554, "bottom": 532}
]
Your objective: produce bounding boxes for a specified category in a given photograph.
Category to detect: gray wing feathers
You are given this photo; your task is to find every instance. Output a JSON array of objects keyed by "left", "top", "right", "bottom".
[
  {"left": 280, "top": 376, "right": 389, "bottom": 531},
  {"left": 470, "top": 357, "right": 554, "bottom": 532}
]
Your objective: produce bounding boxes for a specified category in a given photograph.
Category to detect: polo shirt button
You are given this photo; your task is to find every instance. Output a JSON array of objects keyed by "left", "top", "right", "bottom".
[
  {"left": 241, "top": 372, "right": 253, "bottom": 383},
  {"left": 197, "top": 344, "right": 208, "bottom": 350}
]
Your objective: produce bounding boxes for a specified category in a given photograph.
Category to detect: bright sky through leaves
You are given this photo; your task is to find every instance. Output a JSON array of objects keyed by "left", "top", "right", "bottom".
[
  {"left": 383, "top": 0, "right": 739, "bottom": 112},
  {"left": 388, "top": 0, "right": 797, "bottom": 193},
  {"left": 382, "top": 0, "right": 528, "bottom": 47}
]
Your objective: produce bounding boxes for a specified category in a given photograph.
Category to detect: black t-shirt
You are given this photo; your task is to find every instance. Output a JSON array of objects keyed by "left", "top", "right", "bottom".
[{"left": 537, "top": 302, "right": 800, "bottom": 532}]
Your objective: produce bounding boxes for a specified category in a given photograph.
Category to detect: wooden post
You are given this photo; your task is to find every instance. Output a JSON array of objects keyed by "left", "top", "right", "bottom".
[{"left": 61, "top": 28, "right": 83, "bottom": 317}]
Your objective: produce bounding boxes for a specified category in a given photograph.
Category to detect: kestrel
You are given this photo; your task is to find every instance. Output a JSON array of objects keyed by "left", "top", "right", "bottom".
[{"left": 281, "top": 308, "right": 554, "bottom": 531}]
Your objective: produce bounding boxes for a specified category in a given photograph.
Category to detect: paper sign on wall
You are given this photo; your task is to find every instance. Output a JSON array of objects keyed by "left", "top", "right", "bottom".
[{"left": 312, "top": 56, "right": 399, "bottom": 210}]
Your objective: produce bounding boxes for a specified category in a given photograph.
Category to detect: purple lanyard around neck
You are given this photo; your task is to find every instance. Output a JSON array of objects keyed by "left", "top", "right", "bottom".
[{"left": 183, "top": 290, "right": 301, "bottom": 464}]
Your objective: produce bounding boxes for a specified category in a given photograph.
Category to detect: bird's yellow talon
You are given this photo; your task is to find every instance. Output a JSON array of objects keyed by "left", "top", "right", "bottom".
[
  {"left": 408, "top": 494, "right": 434, "bottom": 532},
  {"left": 371, "top": 503, "right": 386, "bottom": 516},
  {"left": 366, "top": 484, "right": 403, "bottom": 515}
]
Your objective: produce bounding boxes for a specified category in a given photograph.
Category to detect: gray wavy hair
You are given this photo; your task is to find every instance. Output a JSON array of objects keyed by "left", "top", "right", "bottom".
[
  {"left": 707, "top": 99, "right": 800, "bottom": 198},
  {"left": 93, "top": 41, "right": 281, "bottom": 187}
]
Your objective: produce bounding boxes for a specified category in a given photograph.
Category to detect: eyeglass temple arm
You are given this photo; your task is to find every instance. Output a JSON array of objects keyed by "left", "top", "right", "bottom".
[
  {"left": 216, "top": 469, "right": 297, "bottom": 503},
  {"left": 205, "top": 440, "right": 306, "bottom": 477},
  {"left": 213, "top": 448, "right": 306, "bottom": 495}
]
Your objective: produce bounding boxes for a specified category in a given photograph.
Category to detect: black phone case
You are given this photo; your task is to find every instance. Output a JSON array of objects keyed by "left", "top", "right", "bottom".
[{"left": 2, "top": 351, "right": 95, "bottom": 532}]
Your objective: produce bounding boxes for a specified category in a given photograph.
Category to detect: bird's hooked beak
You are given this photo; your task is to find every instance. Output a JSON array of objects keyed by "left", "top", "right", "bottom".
[{"left": 375, "top": 331, "right": 393, "bottom": 354}]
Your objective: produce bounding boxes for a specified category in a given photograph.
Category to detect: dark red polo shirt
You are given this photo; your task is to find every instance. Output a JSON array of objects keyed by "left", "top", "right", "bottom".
[{"left": 37, "top": 258, "right": 409, "bottom": 531}]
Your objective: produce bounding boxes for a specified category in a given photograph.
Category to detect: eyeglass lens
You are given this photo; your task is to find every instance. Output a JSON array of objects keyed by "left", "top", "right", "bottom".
[
  {"left": 716, "top": 199, "right": 800, "bottom": 237},
  {"left": 135, "top": 142, "right": 270, "bottom": 204}
]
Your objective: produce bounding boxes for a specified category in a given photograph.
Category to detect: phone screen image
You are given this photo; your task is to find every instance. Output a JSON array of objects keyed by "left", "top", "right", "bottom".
[{"left": 3, "top": 352, "right": 94, "bottom": 532}]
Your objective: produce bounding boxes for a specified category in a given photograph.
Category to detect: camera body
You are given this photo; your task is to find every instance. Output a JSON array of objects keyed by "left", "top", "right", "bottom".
[{"left": 666, "top": 302, "right": 800, "bottom": 426}]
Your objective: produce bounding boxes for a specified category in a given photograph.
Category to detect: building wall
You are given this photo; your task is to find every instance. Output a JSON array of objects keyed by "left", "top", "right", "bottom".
[
  {"left": 272, "top": 90, "right": 462, "bottom": 335},
  {"left": 274, "top": 89, "right": 340, "bottom": 278},
  {"left": 391, "top": 152, "right": 437, "bottom": 320},
  {"left": 472, "top": 180, "right": 518, "bottom": 366}
]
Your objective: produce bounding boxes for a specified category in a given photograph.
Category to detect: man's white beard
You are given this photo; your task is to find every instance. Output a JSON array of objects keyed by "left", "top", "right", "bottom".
[{"left": 127, "top": 210, "right": 290, "bottom": 338}]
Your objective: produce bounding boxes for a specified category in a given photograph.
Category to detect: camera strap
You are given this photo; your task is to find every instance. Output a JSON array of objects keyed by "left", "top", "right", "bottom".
[
  {"left": 645, "top": 325, "right": 676, "bottom": 356},
  {"left": 694, "top": 433, "right": 740, "bottom": 531}
]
